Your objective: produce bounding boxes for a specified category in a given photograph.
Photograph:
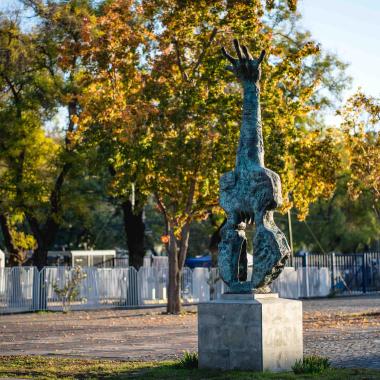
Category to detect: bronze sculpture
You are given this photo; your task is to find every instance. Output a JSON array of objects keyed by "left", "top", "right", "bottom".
[{"left": 218, "top": 40, "right": 291, "bottom": 293}]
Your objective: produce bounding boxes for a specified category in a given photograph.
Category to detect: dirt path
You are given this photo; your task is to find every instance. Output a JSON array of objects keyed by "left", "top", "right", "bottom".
[{"left": 1, "top": 295, "right": 379, "bottom": 369}]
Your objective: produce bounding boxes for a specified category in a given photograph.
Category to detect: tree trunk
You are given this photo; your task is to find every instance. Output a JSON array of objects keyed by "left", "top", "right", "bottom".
[
  {"left": 208, "top": 218, "right": 226, "bottom": 267},
  {"left": 121, "top": 199, "right": 145, "bottom": 269},
  {"left": 0, "top": 214, "right": 24, "bottom": 266},
  {"left": 27, "top": 185, "right": 63, "bottom": 270},
  {"left": 167, "top": 222, "right": 191, "bottom": 314},
  {"left": 28, "top": 98, "right": 76, "bottom": 270},
  {"left": 32, "top": 247, "right": 47, "bottom": 271},
  {"left": 29, "top": 220, "right": 60, "bottom": 270},
  {"left": 167, "top": 226, "right": 180, "bottom": 314},
  {"left": 27, "top": 215, "right": 48, "bottom": 271}
]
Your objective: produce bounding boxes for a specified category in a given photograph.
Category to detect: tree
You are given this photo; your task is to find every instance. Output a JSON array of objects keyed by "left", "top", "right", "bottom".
[
  {"left": 279, "top": 92, "right": 380, "bottom": 254},
  {"left": 285, "top": 176, "right": 380, "bottom": 253},
  {"left": 0, "top": 12, "right": 59, "bottom": 266},
  {"left": 0, "top": 1, "right": 349, "bottom": 314},
  {"left": 144, "top": 0, "right": 348, "bottom": 313},
  {"left": 19, "top": 0, "right": 96, "bottom": 269},
  {"left": 51, "top": 153, "right": 127, "bottom": 252},
  {"left": 339, "top": 92, "right": 380, "bottom": 235},
  {"left": 77, "top": 0, "right": 154, "bottom": 268}
]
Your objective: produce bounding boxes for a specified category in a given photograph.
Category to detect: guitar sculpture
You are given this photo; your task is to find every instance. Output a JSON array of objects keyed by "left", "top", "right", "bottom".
[{"left": 218, "top": 40, "right": 291, "bottom": 293}]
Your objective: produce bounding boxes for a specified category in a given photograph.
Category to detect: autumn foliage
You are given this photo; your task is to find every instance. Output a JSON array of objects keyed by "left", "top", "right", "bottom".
[{"left": 0, "top": 0, "right": 378, "bottom": 313}]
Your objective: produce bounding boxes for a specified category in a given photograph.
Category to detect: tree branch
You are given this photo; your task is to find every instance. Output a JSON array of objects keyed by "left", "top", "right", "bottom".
[
  {"left": 172, "top": 39, "right": 188, "bottom": 82},
  {"left": 192, "top": 27, "right": 218, "bottom": 76},
  {"left": 0, "top": 73, "right": 20, "bottom": 104},
  {"left": 25, "top": 213, "right": 44, "bottom": 248},
  {"left": 154, "top": 192, "right": 169, "bottom": 235}
]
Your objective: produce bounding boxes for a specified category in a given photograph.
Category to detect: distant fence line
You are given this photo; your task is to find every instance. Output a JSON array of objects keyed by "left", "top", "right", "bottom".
[
  {"left": 287, "top": 252, "right": 380, "bottom": 293},
  {"left": 0, "top": 252, "right": 379, "bottom": 314}
]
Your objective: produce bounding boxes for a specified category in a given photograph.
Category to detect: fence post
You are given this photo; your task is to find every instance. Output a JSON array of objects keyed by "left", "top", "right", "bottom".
[
  {"left": 362, "top": 253, "right": 367, "bottom": 294},
  {"left": 32, "top": 268, "right": 40, "bottom": 311},
  {"left": 302, "top": 252, "right": 309, "bottom": 268},
  {"left": 32, "top": 268, "right": 47, "bottom": 311},
  {"left": 302, "top": 252, "right": 309, "bottom": 298},
  {"left": 330, "top": 252, "right": 335, "bottom": 293}
]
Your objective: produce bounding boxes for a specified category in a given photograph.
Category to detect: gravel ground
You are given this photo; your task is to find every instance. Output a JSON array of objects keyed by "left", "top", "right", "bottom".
[
  {"left": 0, "top": 294, "right": 379, "bottom": 369},
  {"left": 302, "top": 295, "right": 380, "bottom": 369},
  {"left": 302, "top": 294, "right": 380, "bottom": 314}
]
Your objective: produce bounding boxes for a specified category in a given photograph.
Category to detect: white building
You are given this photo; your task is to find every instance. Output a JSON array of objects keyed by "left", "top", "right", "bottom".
[{"left": 47, "top": 250, "right": 116, "bottom": 267}]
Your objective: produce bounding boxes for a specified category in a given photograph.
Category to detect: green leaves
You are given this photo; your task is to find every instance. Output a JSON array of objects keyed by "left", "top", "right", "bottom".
[{"left": 0, "top": 1, "right": 352, "bottom": 265}]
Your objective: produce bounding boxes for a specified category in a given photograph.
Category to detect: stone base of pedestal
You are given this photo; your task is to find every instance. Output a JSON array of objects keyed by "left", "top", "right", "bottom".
[{"left": 198, "top": 293, "right": 303, "bottom": 372}]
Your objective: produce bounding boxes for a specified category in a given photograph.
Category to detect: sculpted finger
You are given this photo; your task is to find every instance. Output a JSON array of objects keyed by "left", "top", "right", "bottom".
[
  {"left": 233, "top": 39, "right": 243, "bottom": 62},
  {"left": 258, "top": 49, "right": 266, "bottom": 64},
  {"left": 241, "top": 45, "right": 252, "bottom": 60},
  {"left": 221, "top": 46, "right": 236, "bottom": 65}
]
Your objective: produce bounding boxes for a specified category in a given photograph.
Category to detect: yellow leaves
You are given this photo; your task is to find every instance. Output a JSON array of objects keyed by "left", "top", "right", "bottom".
[
  {"left": 5, "top": 213, "right": 37, "bottom": 251},
  {"left": 285, "top": 126, "right": 342, "bottom": 220},
  {"left": 338, "top": 92, "right": 380, "bottom": 207},
  {"left": 71, "top": 114, "right": 79, "bottom": 125},
  {"left": 10, "top": 229, "right": 37, "bottom": 251},
  {"left": 42, "top": 0, "right": 350, "bottom": 239},
  {"left": 207, "top": 130, "right": 221, "bottom": 141}
]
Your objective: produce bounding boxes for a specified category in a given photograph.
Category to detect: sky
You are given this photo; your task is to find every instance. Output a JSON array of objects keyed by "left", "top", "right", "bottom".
[
  {"left": 0, "top": 0, "right": 379, "bottom": 99},
  {"left": 299, "top": 0, "right": 380, "bottom": 98}
]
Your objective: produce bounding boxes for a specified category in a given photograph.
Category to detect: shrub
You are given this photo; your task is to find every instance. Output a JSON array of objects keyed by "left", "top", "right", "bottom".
[
  {"left": 292, "top": 355, "right": 331, "bottom": 374},
  {"left": 176, "top": 351, "right": 198, "bottom": 369},
  {"left": 52, "top": 266, "right": 87, "bottom": 312}
]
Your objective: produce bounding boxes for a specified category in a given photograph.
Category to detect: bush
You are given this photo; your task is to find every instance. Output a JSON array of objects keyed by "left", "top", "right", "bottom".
[
  {"left": 176, "top": 351, "right": 198, "bottom": 369},
  {"left": 52, "top": 266, "right": 87, "bottom": 312},
  {"left": 292, "top": 355, "right": 331, "bottom": 374}
]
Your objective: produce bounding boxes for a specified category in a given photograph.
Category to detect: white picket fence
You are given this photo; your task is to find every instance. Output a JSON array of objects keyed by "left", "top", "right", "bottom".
[
  {"left": 271, "top": 267, "right": 331, "bottom": 298},
  {"left": 0, "top": 266, "right": 331, "bottom": 314}
]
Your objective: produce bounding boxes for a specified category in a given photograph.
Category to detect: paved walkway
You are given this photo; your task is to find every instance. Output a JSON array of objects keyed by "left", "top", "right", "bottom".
[{"left": 0, "top": 295, "right": 379, "bottom": 369}]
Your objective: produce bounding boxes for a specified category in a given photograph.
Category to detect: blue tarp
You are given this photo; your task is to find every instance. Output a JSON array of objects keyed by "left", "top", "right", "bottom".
[{"left": 185, "top": 255, "right": 212, "bottom": 268}]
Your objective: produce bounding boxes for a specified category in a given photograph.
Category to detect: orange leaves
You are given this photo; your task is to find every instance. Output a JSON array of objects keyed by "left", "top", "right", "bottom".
[
  {"left": 62, "top": 0, "right": 350, "bottom": 240},
  {"left": 162, "top": 45, "right": 173, "bottom": 56},
  {"left": 78, "top": 0, "right": 152, "bottom": 141}
]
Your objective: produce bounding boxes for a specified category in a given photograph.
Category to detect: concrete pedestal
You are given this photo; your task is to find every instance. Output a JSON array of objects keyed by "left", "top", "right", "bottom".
[{"left": 198, "top": 293, "right": 303, "bottom": 372}]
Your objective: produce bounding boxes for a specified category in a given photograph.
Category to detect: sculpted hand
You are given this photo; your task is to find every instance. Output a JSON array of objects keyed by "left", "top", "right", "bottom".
[{"left": 221, "top": 39, "right": 265, "bottom": 84}]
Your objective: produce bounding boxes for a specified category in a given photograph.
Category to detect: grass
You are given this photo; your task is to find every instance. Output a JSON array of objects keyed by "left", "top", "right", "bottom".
[
  {"left": 0, "top": 356, "right": 380, "bottom": 379},
  {"left": 292, "top": 355, "right": 331, "bottom": 374},
  {"left": 174, "top": 351, "right": 198, "bottom": 369}
]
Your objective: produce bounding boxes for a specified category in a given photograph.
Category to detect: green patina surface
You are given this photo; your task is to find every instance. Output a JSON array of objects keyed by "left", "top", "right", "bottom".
[{"left": 218, "top": 40, "right": 290, "bottom": 293}]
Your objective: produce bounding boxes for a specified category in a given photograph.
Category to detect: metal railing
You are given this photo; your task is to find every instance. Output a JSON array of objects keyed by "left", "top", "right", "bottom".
[
  {"left": 288, "top": 252, "right": 380, "bottom": 293},
  {"left": 0, "top": 266, "right": 207, "bottom": 314},
  {"left": 1, "top": 256, "right": 379, "bottom": 314}
]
